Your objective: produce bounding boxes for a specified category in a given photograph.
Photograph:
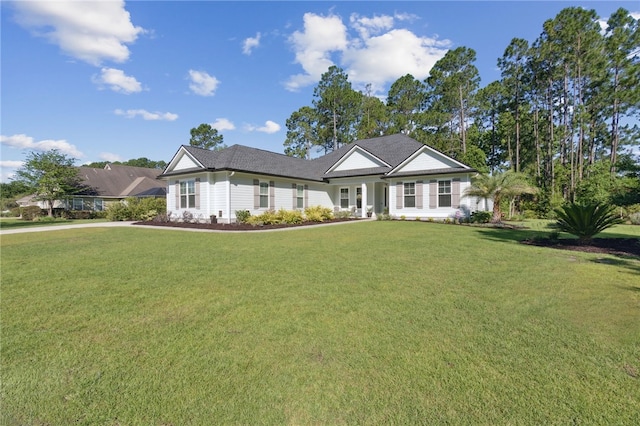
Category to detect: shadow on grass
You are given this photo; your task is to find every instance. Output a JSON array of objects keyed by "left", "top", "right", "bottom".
[
  {"left": 592, "top": 257, "right": 640, "bottom": 276},
  {"left": 473, "top": 225, "right": 640, "bottom": 275}
]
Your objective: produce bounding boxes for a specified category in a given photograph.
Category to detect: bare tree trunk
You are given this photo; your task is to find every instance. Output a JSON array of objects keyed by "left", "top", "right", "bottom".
[
  {"left": 459, "top": 85, "right": 466, "bottom": 153},
  {"left": 534, "top": 105, "right": 541, "bottom": 179},
  {"left": 610, "top": 66, "right": 620, "bottom": 174}
]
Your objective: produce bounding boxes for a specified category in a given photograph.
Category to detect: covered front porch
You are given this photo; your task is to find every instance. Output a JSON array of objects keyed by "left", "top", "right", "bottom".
[{"left": 333, "top": 180, "right": 388, "bottom": 218}]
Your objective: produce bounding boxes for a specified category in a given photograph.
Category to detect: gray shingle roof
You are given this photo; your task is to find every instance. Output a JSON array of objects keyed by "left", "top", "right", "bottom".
[
  {"left": 77, "top": 164, "right": 165, "bottom": 197},
  {"left": 164, "top": 134, "right": 472, "bottom": 181}
]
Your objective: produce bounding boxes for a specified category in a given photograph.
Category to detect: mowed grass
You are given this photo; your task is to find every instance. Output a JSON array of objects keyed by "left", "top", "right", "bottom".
[
  {"left": 0, "top": 217, "right": 108, "bottom": 230},
  {"left": 1, "top": 222, "right": 639, "bottom": 424}
]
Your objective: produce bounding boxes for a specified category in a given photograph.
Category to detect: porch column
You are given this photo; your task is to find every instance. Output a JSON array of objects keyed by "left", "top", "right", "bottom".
[
  {"left": 361, "top": 182, "right": 367, "bottom": 218},
  {"left": 370, "top": 182, "right": 376, "bottom": 218}
]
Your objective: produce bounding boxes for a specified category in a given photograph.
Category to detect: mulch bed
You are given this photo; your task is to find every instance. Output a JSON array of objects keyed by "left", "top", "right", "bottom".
[
  {"left": 133, "top": 218, "right": 360, "bottom": 231},
  {"left": 521, "top": 237, "right": 640, "bottom": 258}
]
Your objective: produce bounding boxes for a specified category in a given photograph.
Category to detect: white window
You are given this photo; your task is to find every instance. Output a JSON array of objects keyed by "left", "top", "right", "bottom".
[
  {"left": 404, "top": 182, "right": 416, "bottom": 208},
  {"left": 259, "top": 182, "right": 269, "bottom": 208},
  {"left": 356, "top": 187, "right": 362, "bottom": 209},
  {"left": 94, "top": 199, "right": 104, "bottom": 211},
  {"left": 296, "top": 185, "right": 304, "bottom": 209},
  {"left": 72, "top": 198, "right": 83, "bottom": 210},
  {"left": 439, "top": 180, "right": 451, "bottom": 207},
  {"left": 180, "top": 180, "right": 196, "bottom": 208},
  {"left": 340, "top": 188, "right": 349, "bottom": 209}
]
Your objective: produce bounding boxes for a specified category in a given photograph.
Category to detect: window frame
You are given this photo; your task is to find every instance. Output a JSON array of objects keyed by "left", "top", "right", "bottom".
[
  {"left": 259, "top": 181, "right": 269, "bottom": 208},
  {"left": 438, "top": 180, "right": 452, "bottom": 207},
  {"left": 404, "top": 182, "right": 416, "bottom": 208},
  {"left": 340, "top": 187, "right": 349, "bottom": 209},
  {"left": 296, "top": 184, "right": 304, "bottom": 209},
  {"left": 94, "top": 199, "right": 104, "bottom": 211},
  {"left": 72, "top": 198, "right": 84, "bottom": 211},
  {"left": 180, "top": 180, "right": 196, "bottom": 209}
]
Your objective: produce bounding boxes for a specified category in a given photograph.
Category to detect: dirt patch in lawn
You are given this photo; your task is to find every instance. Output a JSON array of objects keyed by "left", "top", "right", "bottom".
[
  {"left": 133, "top": 218, "right": 361, "bottom": 231},
  {"left": 521, "top": 237, "right": 640, "bottom": 258}
]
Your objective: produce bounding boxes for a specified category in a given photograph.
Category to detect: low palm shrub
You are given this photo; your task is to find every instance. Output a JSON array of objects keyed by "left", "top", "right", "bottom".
[{"left": 554, "top": 202, "right": 622, "bottom": 244}]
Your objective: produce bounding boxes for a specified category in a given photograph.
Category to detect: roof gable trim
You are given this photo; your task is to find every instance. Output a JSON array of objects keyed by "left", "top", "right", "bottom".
[
  {"left": 165, "top": 146, "right": 205, "bottom": 174},
  {"left": 325, "top": 145, "right": 391, "bottom": 174},
  {"left": 388, "top": 145, "right": 470, "bottom": 176}
]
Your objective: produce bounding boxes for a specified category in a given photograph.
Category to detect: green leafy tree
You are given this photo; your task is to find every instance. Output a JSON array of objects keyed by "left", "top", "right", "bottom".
[
  {"left": 555, "top": 203, "right": 622, "bottom": 244},
  {"left": 498, "top": 38, "right": 531, "bottom": 172},
  {"left": 284, "top": 106, "right": 318, "bottom": 159},
  {"left": 189, "top": 123, "right": 225, "bottom": 150},
  {"left": 463, "top": 171, "right": 537, "bottom": 223},
  {"left": 603, "top": 8, "right": 640, "bottom": 173},
  {"left": 357, "top": 84, "right": 389, "bottom": 139},
  {"left": 313, "top": 66, "right": 361, "bottom": 152},
  {"left": 14, "top": 150, "right": 83, "bottom": 217},
  {"left": 387, "top": 74, "right": 425, "bottom": 135},
  {"left": 85, "top": 158, "right": 167, "bottom": 169},
  {"left": 0, "top": 180, "right": 32, "bottom": 212},
  {"left": 425, "top": 47, "right": 481, "bottom": 155}
]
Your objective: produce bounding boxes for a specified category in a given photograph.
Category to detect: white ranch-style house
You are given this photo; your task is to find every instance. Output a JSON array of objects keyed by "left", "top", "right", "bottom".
[{"left": 159, "top": 134, "right": 489, "bottom": 223}]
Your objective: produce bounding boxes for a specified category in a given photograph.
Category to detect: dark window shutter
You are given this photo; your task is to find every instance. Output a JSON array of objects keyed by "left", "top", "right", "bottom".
[
  {"left": 269, "top": 181, "right": 275, "bottom": 208},
  {"left": 195, "top": 178, "right": 201, "bottom": 209},
  {"left": 452, "top": 178, "right": 461, "bottom": 208},
  {"left": 416, "top": 181, "right": 423, "bottom": 209},
  {"left": 253, "top": 179, "right": 260, "bottom": 209},
  {"left": 304, "top": 185, "right": 308, "bottom": 208},
  {"left": 175, "top": 180, "right": 180, "bottom": 209},
  {"left": 429, "top": 180, "right": 437, "bottom": 209},
  {"left": 396, "top": 182, "right": 403, "bottom": 209},
  {"left": 292, "top": 183, "right": 297, "bottom": 209}
]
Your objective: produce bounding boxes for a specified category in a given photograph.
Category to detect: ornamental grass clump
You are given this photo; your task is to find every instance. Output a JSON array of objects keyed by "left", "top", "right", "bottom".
[{"left": 554, "top": 202, "right": 622, "bottom": 244}]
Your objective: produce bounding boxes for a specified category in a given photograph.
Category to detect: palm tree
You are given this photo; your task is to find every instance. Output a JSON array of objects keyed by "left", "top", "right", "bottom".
[
  {"left": 464, "top": 171, "right": 537, "bottom": 223},
  {"left": 554, "top": 203, "right": 622, "bottom": 244}
]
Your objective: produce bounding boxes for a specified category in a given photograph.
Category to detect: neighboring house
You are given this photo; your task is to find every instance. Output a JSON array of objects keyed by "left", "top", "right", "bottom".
[
  {"left": 17, "top": 164, "right": 166, "bottom": 211},
  {"left": 160, "top": 134, "right": 490, "bottom": 223}
]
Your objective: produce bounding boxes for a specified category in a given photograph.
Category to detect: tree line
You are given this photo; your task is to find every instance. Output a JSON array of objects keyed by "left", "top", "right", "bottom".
[{"left": 283, "top": 7, "right": 639, "bottom": 216}]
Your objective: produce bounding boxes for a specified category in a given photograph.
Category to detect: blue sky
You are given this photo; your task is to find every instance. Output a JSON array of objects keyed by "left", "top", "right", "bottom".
[{"left": 1, "top": 1, "right": 637, "bottom": 181}]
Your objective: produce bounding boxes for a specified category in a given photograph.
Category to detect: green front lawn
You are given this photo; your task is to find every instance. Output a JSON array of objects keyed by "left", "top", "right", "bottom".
[
  {"left": 1, "top": 222, "right": 639, "bottom": 424},
  {"left": 0, "top": 217, "right": 108, "bottom": 230}
]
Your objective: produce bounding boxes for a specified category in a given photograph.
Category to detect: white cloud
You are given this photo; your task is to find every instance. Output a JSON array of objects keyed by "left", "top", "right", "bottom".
[
  {"left": 12, "top": 0, "right": 144, "bottom": 66},
  {"left": 0, "top": 160, "right": 25, "bottom": 169},
  {"left": 243, "top": 32, "right": 261, "bottom": 55},
  {"left": 211, "top": 118, "right": 236, "bottom": 131},
  {"left": 349, "top": 13, "right": 394, "bottom": 39},
  {"left": 286, "top": 13, "right": 348, "bottom": 91},
  {"left": 343, "top": 29, "right": 449, "bottom": 88},
  {"left": 99, "top": 152, "right": 123, "bottom": 162},
  {"left": 188, "top": 70, "right": 219, "bottom": 96},
  {"left": 92, "top": 68, "right": 143, "bottom": 94},
  {"left": 0, "top": 134, "right": 84, "bottom": 158},
  {"left": 0, "top": 161, "right": 24, "bottom": 183},
  {"left": 246, "top": 120, "right": 281, "bottom": 134},
  {"left": 286, "top": 12, "right": 450, "bottom": 93},
  {"left": 114, "top": 109, "right": 178, "bottom": 121}
]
